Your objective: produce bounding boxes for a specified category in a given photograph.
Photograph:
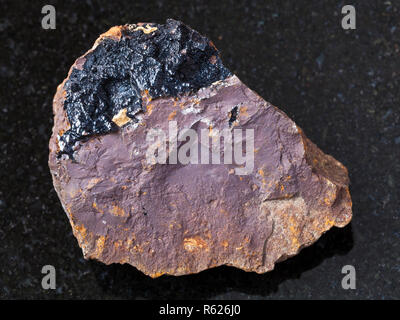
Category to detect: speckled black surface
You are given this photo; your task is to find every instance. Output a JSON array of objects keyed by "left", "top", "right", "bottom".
[
  {"left": 0, "top": 0, "right": 399, "bottom": 299},
  {"left": 61, "top": 19, "right": 230, "bottom": 157}
]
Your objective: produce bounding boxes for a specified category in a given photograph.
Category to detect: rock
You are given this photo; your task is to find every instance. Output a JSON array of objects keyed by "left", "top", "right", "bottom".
[{"left": 49, "top": 19, "right": 352, "bottom": 277}]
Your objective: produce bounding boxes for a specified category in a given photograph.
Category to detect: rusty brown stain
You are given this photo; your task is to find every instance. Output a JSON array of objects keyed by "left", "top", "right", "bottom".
[
  {"left": 183, "top": 236, "right": 208, "bottom": 252},
  {"left": 168, "top": 110, "right": 177, "bottom": 120},
  {"left": 209, "top": 40, "right": 217, "bottom": 50},
  {"left": 324, "top": 218, "right": 335, "bottom": 227},
  {"left": 150, "top": 271, "right": 166, "bottom": 278},
  {"left": 239, "top": 106, "right": 249, "bottom": 117},
  {"left": 146, "top": 104, "right": 155, "bottom": 115},
  {"left": 114, "top": 240, "right": 123, "bottom": 248},
  {"left": 101, "top": 26, "right": 122, "bottom": 40},
  {"left": 87, "top": 178, "right": 100, "bottom": 190},
  {"left": 133, "top": 244, "right": 143, "bottom": 253},
  {"left": 111, "top": 205, "right": 125, "bottom": 217},
  {"left": 288, "top": 216, "right": 300, "bottom": 249},
  {"left": 94, "top": 26, "right": 123, "bottom": 47},
  {"left": 92, "top": 202, "right": 104, "bottom": 214},
  {"left": 93, "top": 236, "right": 106, "bottom": 258}
]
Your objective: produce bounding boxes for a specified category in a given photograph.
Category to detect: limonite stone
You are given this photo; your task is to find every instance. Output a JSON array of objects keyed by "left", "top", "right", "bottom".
[{"left": 49, "top": 20, "right": 352, "bottom": 277}]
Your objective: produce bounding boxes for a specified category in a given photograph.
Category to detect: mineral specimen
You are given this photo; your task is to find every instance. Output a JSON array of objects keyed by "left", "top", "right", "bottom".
[{"left": 49, "top": 19, "right": 352, "bottom": 277}]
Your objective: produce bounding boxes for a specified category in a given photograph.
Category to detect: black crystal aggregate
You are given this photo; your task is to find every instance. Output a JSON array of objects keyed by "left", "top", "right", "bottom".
[
  {"left": 228, "top": 106, "right": 239, "bottom": 127},
  {"left": 59, "top": 19, "right": 231, "bottom": 158}
]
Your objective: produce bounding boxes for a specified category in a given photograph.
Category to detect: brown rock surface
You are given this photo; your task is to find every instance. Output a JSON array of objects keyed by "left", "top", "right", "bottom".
[{"left": 49, "top": 23, "right": 352, "bottom": 277}]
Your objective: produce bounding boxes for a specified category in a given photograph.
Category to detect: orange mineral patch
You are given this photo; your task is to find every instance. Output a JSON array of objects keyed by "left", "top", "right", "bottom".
[
  {"left": 102, "top": 26, "right": 122, "bottom": 39},
  {"left": 111, "top": 205, "right": 125, "bottom": 217},
  {"left": 133, "top": 24, "right": 158, "bottom": 34},
  {"left": 324, "top": 218, "right": 335, "bottom": 227},
  {"left": 142, "top": 89, "right": 151, "bottom": 99},
  {"left": 183, "top": 236, "right": 208, "bottom": 252},
  {"left": 288, "top": 216, "right": 301, "bottom": 249},
  {"left": 92, "top": 202, "right": 104, "bottom": 214},
  {"left": 87, "top": 178, "right": 100, "bottom": 190},
  {"left": 146, "top": 104, "right": 155, "bottom": 115},
  {"left": 72, "top": 223, "right": 89, "bottom": 248},
  {"left": 114, "top": 240, "right": 123, "bottom": 249},
  {"left": 239, "top": 106, "right": 248, "bottom": 117},
  {"left": 93, "top": 236, "right": 106, "bottom": 258},
  {"left": 168, "top": 110, "right": 177, "bottom": 120},
  {"left": 94, "top": 26, "right": 123, "bottom": 47},
  {"left": 112, "top": 108, "right": 131, "bottom": 127},
  {"left": 150, "top": 271, "right": 166, "bottom": 278},
  {"left": 133, "top": 244, "right": 143, "bottom": 253}
]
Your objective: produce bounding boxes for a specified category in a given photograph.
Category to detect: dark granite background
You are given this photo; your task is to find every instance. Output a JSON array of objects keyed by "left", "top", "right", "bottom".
[{"left": 0, "top": 0, "right": 399, "bottom": 299}]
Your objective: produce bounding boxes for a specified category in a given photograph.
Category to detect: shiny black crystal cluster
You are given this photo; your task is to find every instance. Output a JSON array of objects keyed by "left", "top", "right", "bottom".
[{"left": 59, "top": 19, "right": 231, "bottom": 158}]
